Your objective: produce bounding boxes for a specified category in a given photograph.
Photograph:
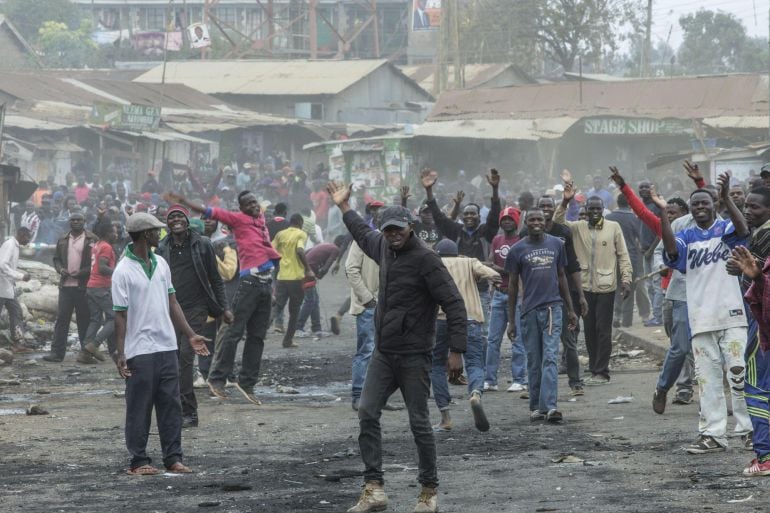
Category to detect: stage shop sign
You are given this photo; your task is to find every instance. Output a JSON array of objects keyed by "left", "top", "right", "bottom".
[{"left": 583, "top": 117, "right": 693, "bottom": 136}]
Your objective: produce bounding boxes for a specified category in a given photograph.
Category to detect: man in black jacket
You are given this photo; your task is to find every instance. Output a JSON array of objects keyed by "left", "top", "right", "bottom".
[
  {"left": 156, "top": 205, "right": 231, "bottom": 428},
  {"left": 327, "top": 181, "right": 466, "bottom": 513},
  {"left": 44, "top": 211, "right": 97, "bottom": 363}
]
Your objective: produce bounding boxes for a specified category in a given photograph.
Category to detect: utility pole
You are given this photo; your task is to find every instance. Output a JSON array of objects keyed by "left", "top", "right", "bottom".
[
  {"left": 642, "top": 0, "right": 652, "bottom": 77},
  {"left": 309, "top": 0, "right": 317, "bottom": 58}
]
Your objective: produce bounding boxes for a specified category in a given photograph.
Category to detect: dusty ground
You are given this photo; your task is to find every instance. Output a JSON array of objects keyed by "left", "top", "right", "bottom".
[{"left": 0, "top": 274, "right": 767, "bottom": 513}]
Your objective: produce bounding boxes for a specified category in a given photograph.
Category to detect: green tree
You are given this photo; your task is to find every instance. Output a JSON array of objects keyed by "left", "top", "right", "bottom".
[
  {"left": 677, "top": 10, "right": 748, "bottom": 74},
  {"left": 38, "top": 19, "right": 97, "bottom": 68},
  {"left": 0, "top": 0, "right": 80, "bottom": 43}
]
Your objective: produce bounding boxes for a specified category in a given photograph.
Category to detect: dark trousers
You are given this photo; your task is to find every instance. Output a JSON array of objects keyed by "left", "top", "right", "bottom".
[
  {"left": 51, "top": 287, "right": 90, "bottom": 357},
  {"left": 297, "top": 285, "right": 322, "bottom": 333},
  {"left": 272, "top": 280, "right": 305, "bottom": 345},
  {"left": 197, "top": 319, "right": 218, "bottom": 380},
  {"left": 0, "top": 297, "right": 23, "bottom": 340},
  {"left": 584, "top": 291, "right": 615, "bottom": 379},
  {"left": 209, "top": 275, "right": 272, "bottom": 389},
  {"left": 561, "top": 290, "right": 582, "bottom": 388},
  {"left": 85, "top": 287, "right": 115, "bottom": 354},
  {"left": 358, "top": 350, "right": 437, "bottom": 487},
  {"left": 176, "top": 303, "right": 209, "bottom": 418},
  {"left": 124, "top": 350, "right": 183, "bottom": 470}
]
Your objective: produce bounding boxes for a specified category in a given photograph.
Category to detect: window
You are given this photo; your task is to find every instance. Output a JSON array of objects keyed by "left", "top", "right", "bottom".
[{"left": 143, "top": 8, "right": 165, "bottom": 31}]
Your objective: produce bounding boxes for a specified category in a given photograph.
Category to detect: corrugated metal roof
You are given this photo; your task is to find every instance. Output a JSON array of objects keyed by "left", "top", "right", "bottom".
[
  {"left": 428, "top": 74, "right": 769, "bottom": 122},
  {"left": 134, "top": 59, "right": 392, "bottom": 96},
  {"left": 75, "top": 79, "right": 226, "bottom": 110},
  {"left": 399, "top": 63, "right": 535, "bottom": 92},
  {"left": 415, "top": 119, "right": 577, "bottom": 141},
  {"left": 3, "top": 115, "right": 76, "bottom": 131}
]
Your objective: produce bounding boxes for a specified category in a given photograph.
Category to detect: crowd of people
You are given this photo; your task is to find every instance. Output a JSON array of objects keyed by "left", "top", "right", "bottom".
[{"left": 3, "top": 158, "right": 770, "bottom": 513}]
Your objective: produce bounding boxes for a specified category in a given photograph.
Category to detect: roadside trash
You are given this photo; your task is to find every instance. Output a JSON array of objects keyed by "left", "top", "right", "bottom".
[
  {"left": 552, "top": 454, "right": 584, "bottom": 464},
  {"left": 608, "top": 396, "right": 634, "bottom": 404},
  {"left": 26, "top": 404, "right": 48, "bottom": 415},
  {"left": 727, "top": 495, "right": 753, "bottom": 503},
  {"left": 198, "top": 502, "right": 221, "bottom": 507},
  {"left": 222, "top": 481, "right": 253, "bottom": 492},
  {"left": 613, "top": 416, "right": 624, "bottom": 420},
  {"left": 617, "top": 350, "right": 645, "bottom": 358},
  {"left": 276, "top": 384, "right": 300, "bottom": 394}
]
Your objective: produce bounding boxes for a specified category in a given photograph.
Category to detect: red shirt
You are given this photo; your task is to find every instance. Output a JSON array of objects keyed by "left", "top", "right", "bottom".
[
  {"left": 206, "top": 207, "right": 281, "bottom": 272},
  {"left": 491, "top": 232, "right": 519, "bottom": 291},
  {"left": 87, "top": 240, "right": 115, "bottom": 289}
]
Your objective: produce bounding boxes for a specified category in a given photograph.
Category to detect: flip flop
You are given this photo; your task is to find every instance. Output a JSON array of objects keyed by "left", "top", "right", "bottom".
[
  {"left": 166, "top": 462, "right": 193, "bottom": 474},
  {"left": 126, "top": 465, "right": 161, "bottom": 476},
  {"left": 432, "top": 425, "right": 452, "bottom": 433}
]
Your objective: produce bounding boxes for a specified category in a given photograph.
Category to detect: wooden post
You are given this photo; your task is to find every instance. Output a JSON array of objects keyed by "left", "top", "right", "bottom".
[
  {"left": 371, "top": 0, "right": 380, "bottom": 58},
  {"left": 309, "top": 0, "right": 318, "bottom": 58}
]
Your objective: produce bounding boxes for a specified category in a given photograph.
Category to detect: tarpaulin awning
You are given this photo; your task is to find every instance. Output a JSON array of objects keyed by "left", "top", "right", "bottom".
[{"left": 414, "top": 118, "right": 578, "bottom": 141}]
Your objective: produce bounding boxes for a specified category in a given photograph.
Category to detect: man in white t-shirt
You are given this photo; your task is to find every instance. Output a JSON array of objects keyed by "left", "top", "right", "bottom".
[
  {"left": 661, "top": 173, "right": 752, "bottom": 454},
  {"left": 112, "top": 213, "right": 210, "bottom": 476}
]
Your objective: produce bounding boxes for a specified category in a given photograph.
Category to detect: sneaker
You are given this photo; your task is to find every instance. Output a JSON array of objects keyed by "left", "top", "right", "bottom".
[
  {"left": 449, "top": 374, "right": 468, "bottom": 386},
  {"left": 207, "top": 380, "right": 229, "bottom": 399},
  {"left": 75, "top": 350, "right": 97, "bottom": 364},
  {"left": 282, "top": 341, "right": 299, "bottom": 348},
  {"left": 312, "top": 331, "right": 332, "bottom": 338},
  {"left": 182, "top": 415, "right": 199, "bottom": 429},
  {"left": 570, "top": 386, "right": 584, "bottom": 397},
  {"left": 584, "top": 375, "right": 610, "bottom": 386},
  {"left": 413, "top": 485, "right": 438, "bottom": 513},
  {"left": 42, "top": 353, "right": 63, "bottom": 363},
  {"left": 234, "top": 383, "right": 262, "bottom": 405},
  {"left": 193, "top": 373, "right": 207, "bottom": 389},
  {"left": 530, "top": 410, "right": 546, "bottom": 422},
  {"left": 672, "top": 391, "right": 693, "bottom": 405},
  {"left": 742, "top": 432, "right": 754, "bottom": 451},
  {"left": 507, "top": 382, "right": 527, "bottom": 392},
  {"left": 273, "top": 325, "right": 284, "bottom": 334},
  {"left": 295, "top": 330, "right": 310, "bottom": 338},
  {"left": 469, "top": 391, "right": 490, "bottom": 432},
  {"left": 686, "top": 435, "right": 725, "bottom": 454},
  {"left": 330, "top": 316, "right": 341, "bottom": 335},
  {"left": 347, "top": 481, "right": 388, "bottom": 513},
  {"left": 652, "top": 388, "right": 667, "bottom": 414},
  {"left": 743, "top": 458, "right": 770, "bottom": 476},
  {"left": 483, "top": 382, "right": 498, "bottom": 392},
  {"left": 643, "top": 319, "right": 662, "bottom": 327},
  {"left": 546, "top": 409, "right": 563, "bottom": 423},
  {"left": 352, "top": 398, "right": 360, "bottom": 411},
  {"left": 519, "top": 390, "right": 529, "bottom": 399},
  {"left": 382, "top": 402, "right": 404, "bottom": 411},
  {"left": 83, "top": 341, "right": 106, "bottom": 362}
]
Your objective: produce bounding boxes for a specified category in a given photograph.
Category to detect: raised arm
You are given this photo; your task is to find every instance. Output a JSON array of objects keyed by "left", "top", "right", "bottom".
[
  {"left": 718, "top": 172, "right": 749, "bottom": 238},
  {"left": 609, "top": 166, "right": 662, "bottom": 237},
  {"left": 163, "top": 192, "right": 206, "bottom": 215},
  {"left": 421, "top": 169, "right": 461, "bottom": 241},
  {"left": 554, "top": 182, "right": 576, "bottom": 227},
  {"left": 327, "top": 181, "right": 383, "bottom": 264},
  {"left": 483, "top": 169, "right": 501, "bottom": 238},
  {"left": 659, "top": 199, "right": 678, "bottom": 259}
]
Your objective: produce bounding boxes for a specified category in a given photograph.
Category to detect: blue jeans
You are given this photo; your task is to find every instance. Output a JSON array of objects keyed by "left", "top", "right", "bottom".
[
  {"left": 352, "top": 307, "right": 375, "bottom": 401},
  {"left": 297, "top": 285, "right": 322, "bottom": 333},
  {"left": 485, "top": 290, "right": 527, "bottom": 386},
  {"left": 431, "top": 320, "right": 452, "bottom": 410},
  {"left": 431, "top": 320, "right": 484, "bottom": 410},
  {"left": 521, "top": 305, "right": 562, "bottom": 412},
  {"left": 656, "top": 299, "right": 692, "bottom": 391},
  {"left": 644, "top": 254, "right": 664, "bottom": 323}
]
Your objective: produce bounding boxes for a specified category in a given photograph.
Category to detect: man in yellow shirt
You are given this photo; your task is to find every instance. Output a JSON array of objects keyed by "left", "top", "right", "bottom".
[{"left": 272, "top": 214, "right": 314, "bottom": 348}]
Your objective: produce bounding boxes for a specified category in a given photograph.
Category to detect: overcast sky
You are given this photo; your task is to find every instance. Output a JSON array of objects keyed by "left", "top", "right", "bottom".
[{"left": 652, "top": 0, "right": 769, "bottom": 48}]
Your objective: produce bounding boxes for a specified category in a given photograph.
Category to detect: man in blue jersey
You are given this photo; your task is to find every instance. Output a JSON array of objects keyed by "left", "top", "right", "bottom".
[{"left": 660, "top": 172, "right": 752, "bottom": 454}]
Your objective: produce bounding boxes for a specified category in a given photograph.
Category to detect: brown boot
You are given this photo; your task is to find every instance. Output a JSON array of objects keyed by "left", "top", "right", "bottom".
[
  {"left": 347, "top": 481, "right": 388, "bottom": 513},
  {"left": 84, "top": 342, "right": 106, "bottom": 362},
  {"left": 413, "top": 485, "right": 438, "bottom": 513},
  {"left": 76, "top": 350, "right": 97, "bottom": 364}
]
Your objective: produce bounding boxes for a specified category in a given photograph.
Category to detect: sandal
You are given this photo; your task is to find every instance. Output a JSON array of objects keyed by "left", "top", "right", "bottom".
[
  {"left": 126, "top": 464, "right": 161, "bottom": 476},
  {"left": 166, "top": 462, "right": 193, "bottom": 474}
]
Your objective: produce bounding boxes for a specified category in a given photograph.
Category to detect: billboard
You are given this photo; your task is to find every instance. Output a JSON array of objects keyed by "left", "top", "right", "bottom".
[{"left": 412, "top": 0, "right": 441, "bottom": 31}]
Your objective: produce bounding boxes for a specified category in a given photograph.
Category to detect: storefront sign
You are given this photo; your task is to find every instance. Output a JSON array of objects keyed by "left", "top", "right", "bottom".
[
  {"left": 583, "top": 118, "right": 692, "bottom": 136},
  {"left": 90, "top": 103, "right": 162, "bottom": 131}
]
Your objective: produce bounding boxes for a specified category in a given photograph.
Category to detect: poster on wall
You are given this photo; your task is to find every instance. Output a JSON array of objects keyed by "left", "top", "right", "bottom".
[
  {"left": 350, "top": 152, "right": 385, "bottom": 189},
  {"left": 713, "top": 159, "right": 762, "bottom": 185},
  {"left": 188, "top": 23, "right": 211, "bottom": 49},
  {"left": 412, "top": 0, "right": 441, "bottom": 31},
  {"left": 328, "top": 144, "right": 345, "bottom": 182}
]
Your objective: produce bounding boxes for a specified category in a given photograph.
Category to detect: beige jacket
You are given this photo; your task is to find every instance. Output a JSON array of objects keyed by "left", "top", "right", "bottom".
[
  {"left": 345, "top": 241, "right": 379, "bottom": 316},
  {"left": 438, "top": 256, "right": 499, "bottom": 323},
  {"left": 554, "top": 205, "right": 632, "bottom": 293}
]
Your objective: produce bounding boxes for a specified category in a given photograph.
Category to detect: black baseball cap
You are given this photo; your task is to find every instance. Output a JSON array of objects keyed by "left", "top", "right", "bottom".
[
  {"left": 761, "top": 163, "right": 770, "bottom": 178},
  {"left": 379, "top": 205, "right": 413, "bottom": 230}
]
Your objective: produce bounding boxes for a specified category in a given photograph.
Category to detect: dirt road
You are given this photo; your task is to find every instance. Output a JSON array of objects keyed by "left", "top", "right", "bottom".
[{"left": 0, "top": 274, "right": 766, "bottom": 512}]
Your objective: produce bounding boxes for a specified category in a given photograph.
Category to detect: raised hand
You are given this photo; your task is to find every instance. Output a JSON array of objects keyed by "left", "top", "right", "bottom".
[
  {"left": 562, "top": 181, "right": 576, "bottom": 202},
  {"left": 163, "top": 192, "right": 183, "bottom": 205},
  {"left": 325, "top": 181, "right": 352, "bottom": 207},
  {"left": 486, "top": 168, "right": 500, "bottom": 189},
  {"left": 561, "top": 169, "right": 573, "bottom": 183},
  {"left": 421, "top": 168, "right": 438, "bottom": 190},
  {"left": 730, "top": 246, "right": 761, "bottom": 280},
  {"left": 608, "top": 166, "right": 626, "bottom": 188},
  {"left": 683, "top": 161, "right": 703, "bottom": 183},
  {"left": 400, "top": 185, "right": 411, "bottom": 201},
  {"left": 649, "top": 184, "right": 667, "bottom": 210},
  {"left": 452, "top": 190, "right": 465, "bottom": 206},
  {"left": 716, "top": 172, "right": 731, "bottom": 201}
]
